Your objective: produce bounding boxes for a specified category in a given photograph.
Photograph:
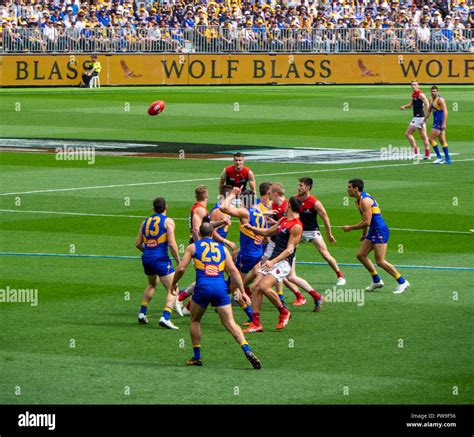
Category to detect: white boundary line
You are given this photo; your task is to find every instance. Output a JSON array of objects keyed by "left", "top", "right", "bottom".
[
  {"left": 1, "top": 209, "right": 472, "bottom": 235},
  {"left": 2, "top": 158, "right": 474, "bottom": 197}
]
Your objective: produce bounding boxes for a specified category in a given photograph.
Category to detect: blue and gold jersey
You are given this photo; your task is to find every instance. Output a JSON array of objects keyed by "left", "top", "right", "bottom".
[
  {"left": 240, "top": 207, "right": 266, "bottom": 257},
  {"left": 209, "top": 201, "right": 231, "bottom": 239},
  {"left": 356, "top": 192, "right": 388, "bottom": 231},
  {"left": 256, "top": 197, "right": 271, "bottom": 214},
  {"left": 431, "top": 96, "right": 445, "bottom": 126},
  {"left": 193, "top": 238, "right": 227, "bottom": 289},
  {"left": 141, "top": 213, "right": 169, "bottom": 258}
]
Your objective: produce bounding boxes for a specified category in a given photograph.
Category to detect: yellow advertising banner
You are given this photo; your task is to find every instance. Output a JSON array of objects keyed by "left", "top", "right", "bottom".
[{"left": 1, "top": 53, "right": 473, "bottom": 86}]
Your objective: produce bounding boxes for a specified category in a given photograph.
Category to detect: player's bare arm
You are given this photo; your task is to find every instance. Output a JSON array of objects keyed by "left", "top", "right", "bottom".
[
  {"left": 420, "top": 92, "right": 430, "bottom": 112},
  {"left": 135, "top": 221, "right": 145, "bottom": 252},
  {"left": 248, "top": 170, "right": 257, "bottom": 193},
  {"left": 244, "top": 219, "right": 280, "bottom": 237},
  {"left": 211, "top": 226, "right": 237, "bottom": 251},
  {"left": 423, "top": 99, "right": 433, "bottom": 123},
  {"left": 208, "top": 206, "right": 231, "bottom": 236},
  {"left": 165, "top": 218, "right": 180, "bottom": 265},
  {"left": 219, "top": 187, "right": 249, "bottom": 220},
  {"left": 224, "top": 247, "right": 245, "bottom": 301},
  {"left": 262, "top": 225, "right": 302, "bottom": 270},
  {"left": 314, "top": 200, "right": 336, "bottom": 243},
  {"left": 171, "top": 244, "right": 195, "bottom": 291},
  {"left": 440, "top": 97, "right": 448, "bottom": 129},
  {"left": 342, "top": 198, "right": 373, "bottom": 232},
  {"left": 400, "top": 101, "right": 413, "bottom": 111},
  {"left": 218, "top": 169, "right": 227, "bottom": 192},
  {"left": 191, "top": 207, "right": 207, "bottom": 242}
]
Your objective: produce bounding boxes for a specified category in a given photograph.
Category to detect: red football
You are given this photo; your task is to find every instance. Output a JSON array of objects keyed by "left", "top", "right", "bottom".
[{"left": 148, "top": 100, "right": 165, "bottom": 116}]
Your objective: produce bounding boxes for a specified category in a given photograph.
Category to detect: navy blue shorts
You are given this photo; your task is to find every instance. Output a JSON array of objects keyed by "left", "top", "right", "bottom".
[
  {"left": 433, "top": 121, "right": 444, "bottom": 131},
  {"left": 192, "top": 285, "right": 231, "bottom": 308},
  {"left": 365, "top": 227, "right": 390, "bottom": 244},
  {"left": 236, "top": 252, "right": 262, "bottom": 274},
  {"left": 142, "top": 256, "right": 174, "bottom": 277}
]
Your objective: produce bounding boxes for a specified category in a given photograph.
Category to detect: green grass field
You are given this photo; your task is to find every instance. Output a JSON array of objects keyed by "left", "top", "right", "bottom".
[{"left": 0, "top": 85, "right": 473, "bottom": 405}]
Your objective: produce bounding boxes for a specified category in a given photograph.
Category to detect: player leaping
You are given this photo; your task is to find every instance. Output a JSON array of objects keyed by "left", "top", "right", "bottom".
[{"left": 342, "top": 179, "right": 410, "bottom": 294}]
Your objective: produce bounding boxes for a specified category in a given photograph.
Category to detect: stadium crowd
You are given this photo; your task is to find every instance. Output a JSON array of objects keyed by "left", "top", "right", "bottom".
[{"left": 1, "top": 0, "right": 473, "bottom": 52}]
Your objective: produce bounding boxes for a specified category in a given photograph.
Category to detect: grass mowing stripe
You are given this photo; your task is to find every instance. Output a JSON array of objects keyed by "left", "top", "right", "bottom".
[
  {"left": 1, "top": 252, "right": 473, "bottom": 271},
  {"left": 1, "top": 210, "right": 472, "bottom": 235},
  {"left": 2, "top": 158, "right": 474, "bottom": 197}
]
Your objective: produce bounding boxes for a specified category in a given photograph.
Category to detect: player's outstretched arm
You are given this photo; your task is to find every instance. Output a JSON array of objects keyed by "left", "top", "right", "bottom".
[
  {"left": 219, "top": 187, "right": 248, "bottom": 219},
  {"left": 171, "top": 245, "right": 195, "bottom": 290},
  {"left": 135, "top": 221, "right": 145, "bottom": 253},
  {"left": 244, "top": 220, "right": 279, "bottom": 237},
  {"left": 165, "top": 218, "right": 180, "bottom": 265},
  {"left": 401, "top": 101, "right": 413, "bottom": 111},
  {"left": 314, "top": 200, "right": 336, "bottom": 243},
  {"left": 262, "top": 225, "right": 302, "bottom": 269}
]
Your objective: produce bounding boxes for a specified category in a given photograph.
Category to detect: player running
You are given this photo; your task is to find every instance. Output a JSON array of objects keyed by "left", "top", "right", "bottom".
[
  {"left": 342, "top": 179, "right": 410, "bottom": 294},
  {"left": 171, "top": 222, "right": 262, "bottom": 369},
  {"left": 219, "top": 152, "right": 257, "bottom": 194},
  {"left": 243, "top": 196, "right": 304, "bottom": 332},
  {"left": 423, "top": 85, "right": 451, "bottom": 165},
  {"left": 400, "top": 81, "right": 431, "bottom": 160},
  {"left": 136, "top": 197, "right": 181, "bottom": 329},
  {"left": 297, "top": 177, "right": 346, "bottom": 286}
]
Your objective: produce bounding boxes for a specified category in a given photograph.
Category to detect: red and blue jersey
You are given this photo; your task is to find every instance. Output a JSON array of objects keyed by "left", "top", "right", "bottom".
[
  {"left": 412, "top": 90, "right": 426, "bottom": 117},
  {"left": 297, "top": 194, "right": 319, "bottom": 231},
  {"left": 225, "top": 165, "right": 250, "bottom": 189},
  {"left": 270, "top": 198, "right": 288, "bottom": 242},
  {"left": 270, "top": 217, "right": 303, "bottom": 265}
]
